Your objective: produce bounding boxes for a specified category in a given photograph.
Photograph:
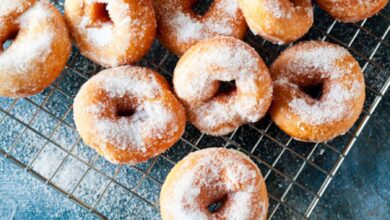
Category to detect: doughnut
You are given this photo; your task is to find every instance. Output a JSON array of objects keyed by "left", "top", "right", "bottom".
[
  {"left": 317, "top": 0, "right": 388, "bottom": 22},
  {"left": 73, "top": 66, "right": 186, "bottom": 164},
  {"left": 64, "top": 0, "right": 156, "bottom": 67},
  {"left": 152, "top": 0, "right": 247, "bottom": 56},
  {"left": 238, "top": 0, "right": 314, "bottom": 44},
  {"left": 160, "top": 148, "right": 268, "bottom": 220},
  {"left": 270, "top": 41, "right": 365, "bottom": 142},
  {"left": 0, "top": 0, "right": 71, "bottom": 97},
  {"left": 174, "top": 36, "right": 272, "bottom": 136}
]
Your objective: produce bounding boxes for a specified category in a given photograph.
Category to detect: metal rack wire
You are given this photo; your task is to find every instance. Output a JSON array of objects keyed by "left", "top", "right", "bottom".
[{"left": 0, "top": 0, "right": 389, "bottom": 219}]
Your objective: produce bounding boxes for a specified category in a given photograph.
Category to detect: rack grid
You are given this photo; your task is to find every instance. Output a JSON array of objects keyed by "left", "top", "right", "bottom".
[{"left": 0, "top": 1, "right": 389, "bottom": 219}]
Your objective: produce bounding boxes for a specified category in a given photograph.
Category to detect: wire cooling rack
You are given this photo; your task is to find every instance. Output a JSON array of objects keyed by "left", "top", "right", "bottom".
[{"left": 0, "top": 0, "right": 389, "bottom": 219}]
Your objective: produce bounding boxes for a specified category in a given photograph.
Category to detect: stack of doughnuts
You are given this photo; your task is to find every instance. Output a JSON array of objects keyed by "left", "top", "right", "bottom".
[{"left": 1, "top": 0, "right": 384, "bottom": 218}]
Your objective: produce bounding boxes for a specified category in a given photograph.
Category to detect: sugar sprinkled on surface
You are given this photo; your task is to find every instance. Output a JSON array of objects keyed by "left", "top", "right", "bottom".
[{"left": 31, "top": 144, "right": 66, "bottom": 179}]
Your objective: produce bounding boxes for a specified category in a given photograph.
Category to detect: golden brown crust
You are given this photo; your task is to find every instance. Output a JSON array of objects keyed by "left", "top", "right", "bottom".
[
  {"left": 269, "top": 41, "right": 366, "bottom": 142},
  {"left": 160, "top": 148, "right": 268, "bottom": 220},
  {"left": 153, "top": 0, "right": 247, "bottom": 56},
  {"left": 64, "top": 0, "right": 156, "bottom": 67},
  {"left": 173, "top": 36, "right": 273, "bottom": 136},
  {"left": 317, "top": 0, "right": 388, "bottom": 22},
  {"left": 0, "top": 1, "right": 71, "bottom": 97},
  {"left": 238, "top": 0, "right": 313, "bottom": 44},
  {"left": 74, "top": 66, "right": 186, "bottom": 164}
]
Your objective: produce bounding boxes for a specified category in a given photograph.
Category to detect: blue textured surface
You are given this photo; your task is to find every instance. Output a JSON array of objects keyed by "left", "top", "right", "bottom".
[
  {"left": 0, "top": 157, "right": 96, "bottom": 220},
  {"left": 311, "top": 95, "right": 390, "bottom": 219}
]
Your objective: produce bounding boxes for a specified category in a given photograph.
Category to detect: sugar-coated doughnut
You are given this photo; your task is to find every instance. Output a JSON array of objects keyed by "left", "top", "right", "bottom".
[
  {"left": 64, "top": 0, "right": 156, "bottom": 67},
  {"left": 238, "top": 0, "right": 313, "bottom": 44},
  {"left": 270, "top": 41, "right": 365, "bottom": 142},
  {"left": 73, "top": 66, "right": 186, "bottom": 164},
  {"left": 153, "top": 0, "right": 247, "bottom": 56},
  {"left": 317, "top": 0, "right": 388, "bottom": 23},
  {"left": 174, "top": 36, "right": 273, "bottom": 136},
  {"left": 160, "top": 148, "right": 268, "bottom": 220},
  {"left": 0, "top": 0, "right": 71, "bottom": 97}
]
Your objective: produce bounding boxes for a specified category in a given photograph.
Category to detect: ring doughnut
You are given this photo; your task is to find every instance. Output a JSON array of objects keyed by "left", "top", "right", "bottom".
[
  {"left": 270, "top": 41, "right": 365, "bottom": 142},
  {"left": 317, "top": 0, "right": 388, "bottom": 22},
  {"left": 238, "top": 0, "right": 314, "bottom": 44},
  {"left": 173, "top": 36, "right": 273, "bottom": 136},
  {"left": 153, "top": 0, "right": 247, "bottom": 56},
  {"left": 64, "top": 0, "right": 156, "bottom": 67},
  {"left": 0, "top": 0, "right": 71, "bottom": 97},
  {"left": 74, "top": 66, "right": 186, "bottom": 164},
  {"left": 160, "top": 148, "right": 268, "bottom": 220}
]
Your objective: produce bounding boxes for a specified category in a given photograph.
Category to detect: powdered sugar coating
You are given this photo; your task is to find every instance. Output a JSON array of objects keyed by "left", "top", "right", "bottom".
[
  {"left": 287, "top": 80, "right": 362, "bottom": 125},
  {"left": 174, "top": 37, "right": 272, "bottom": 135},
  {"left": 0, "top": 1, "right": 71, "bottom": 97},
  {"left": 65, "top": 0, "right": 156, "bottom": 67},
  {"left": 160, "top": 148, "right": 268, "bottom": 220},
  {"left": 270, "top": 41, "right": 365, "bottom": 141},
  {"left": 316, "top": 0, "right": 387, "bottom": 22},
  {"left": 74, "top": 66, "right": 186, "bottom": 164},
  {"left": 153, "top": 0, "right": 247, "bottom": 55},
  {"left": 282, "top": 45, "right": 351, "bottom": 79},
  {"left": 0, "top": 0, "right": 30, "bottom": 15},
  {"left": 0, "top": 3, "right": 55, "bottom": 75},
  {"left": 263, "top": 0, "right": 292, "bottom": 19},
  {"left": 90, "top": 100, "right": 176, "bottom": 152},
  {"left": 238, "top": 0, "right": 313, "bottom": 44},
  {"left": 159, "top": 0, "right": 239, "bottom": 42}
]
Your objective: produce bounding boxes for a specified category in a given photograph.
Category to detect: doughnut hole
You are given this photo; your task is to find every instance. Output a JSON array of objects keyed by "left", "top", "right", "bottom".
[
  {"left": 117, "top": 107, "right": 136, "bottom": 117},
  {"left": 199, "top": 185, "right": 231, "bottom": 216},
  {"left": 213, "top": 80, "right": 237, "bottom": 98},
  {"left": 301, "top": 82, "right": 324, "bottom": 100},
  {"left": 0, "top": 26, "right": 19, "bottom": 52},
  {"left": 207, "top": 193, "right": 228, "bottom": 213},
  {"left": 192, "top": 0, "right": 214, "bottom": 15},
  {"left": 288, "top": 0, "right": 301, "bottom": 7},
  {"left": 114, "top": 97, "right": 138, "bottom": 118},
  {"left": 86, "top": 2, "right": 113, "bottom": 27}
]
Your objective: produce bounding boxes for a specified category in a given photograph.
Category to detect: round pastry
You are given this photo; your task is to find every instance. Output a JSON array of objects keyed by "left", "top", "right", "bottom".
[
  {"left": 64, "top": 0, "right": 156, "bottom": 67},
  {"left": 238, "top": 0, "right": 313, "bottom": 44},
  {"left": 317, "top": 0, "right": 388, "bottom": 23},
  {"left": 160, "top": 148, "right": 268, "bottom": 220},
  {"left": 153, "top": 0, "right": 247, "bottom": 56},
  {"left": 174, "top": 36, "right": 272, "bottom": 136},
  {"left": 270, "top": 41, "right": 365, "bottom": 142},
  {"left": 73, "top": 66, "right": 186, "bottom": 164},
  {"left": 0, "top": 0, "right": 71, "bottom": 97}
]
